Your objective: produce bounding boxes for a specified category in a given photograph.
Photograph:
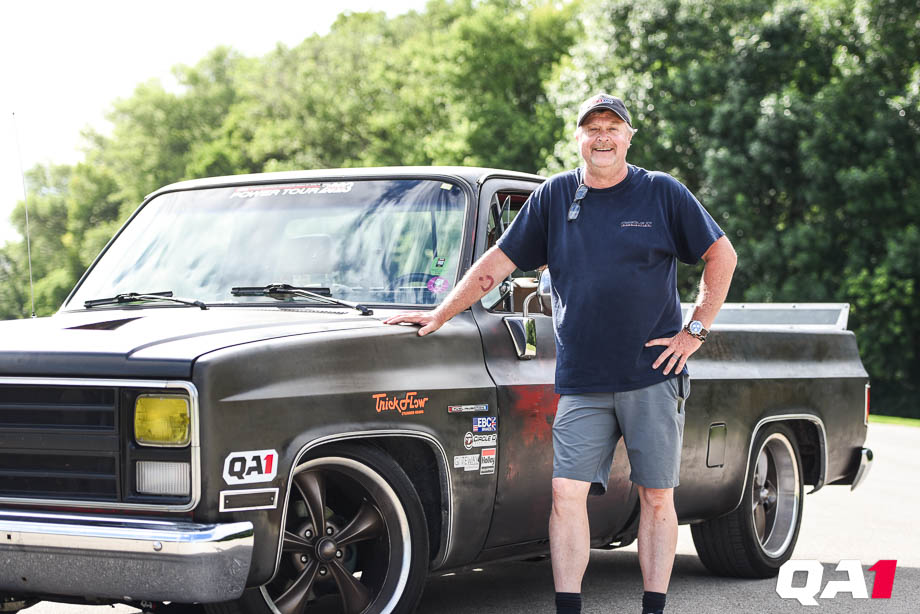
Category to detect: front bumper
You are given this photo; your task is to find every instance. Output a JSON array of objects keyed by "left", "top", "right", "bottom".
[{"left": 0, "top": 510, "right": 253, "bottom": 603}]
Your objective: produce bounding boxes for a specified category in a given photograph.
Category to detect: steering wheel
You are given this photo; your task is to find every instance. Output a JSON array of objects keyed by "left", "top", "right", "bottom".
[{"left": 386, "top": 272, "right": 438, "bottom": 289}]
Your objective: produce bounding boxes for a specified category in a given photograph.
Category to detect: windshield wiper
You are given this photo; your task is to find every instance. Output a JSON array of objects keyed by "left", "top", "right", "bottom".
[
  {"left": 84, "top": 291, "right": 208, "bottom": 310},
  {"left": 230, "top": 284, "right": 373, "bottom": 316}
]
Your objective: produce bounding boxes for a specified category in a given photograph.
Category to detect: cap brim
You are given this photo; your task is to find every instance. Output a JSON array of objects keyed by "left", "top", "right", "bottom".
[{"left": 578, "top": 104, "right": 631, "bottom": 126}]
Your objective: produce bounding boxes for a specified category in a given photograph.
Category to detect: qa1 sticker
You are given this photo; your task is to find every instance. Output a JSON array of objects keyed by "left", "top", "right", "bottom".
[
  {"left": 223, "top": 449, "right": 278, "bottom": 485},
  {"left": 427, "top": 276, "right": 450, "bottom": 294}
]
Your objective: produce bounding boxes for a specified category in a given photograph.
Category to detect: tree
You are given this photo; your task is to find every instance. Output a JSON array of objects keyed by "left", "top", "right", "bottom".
[
  {"left": 546, "top": 0, "right": 920, "bottom": 415},
  {"left": 1, "top": 1, "right": 578, "bottom": 320},
  {"left": 2, "top": 164, "right": 81, "bottom": 317}
]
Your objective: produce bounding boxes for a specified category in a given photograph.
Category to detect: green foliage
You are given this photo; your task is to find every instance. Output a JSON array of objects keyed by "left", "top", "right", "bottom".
[
  {"left": 0, "top": 244, "right": 32, "bottom": 320},
  {"left": 869, "top": 414, "right": 920, "bottom": 428},
  {"left": 1, "top": 0, "right": 577, "bottom": 317},
  {"left": 1, "top": 0, "right": 918, "bottom": 415},
  {"left": 549, "top": 0, "right": 920, "bottom": 415},
  {"left": 2, "top": 164, "right": 81, "bottom": 317}
]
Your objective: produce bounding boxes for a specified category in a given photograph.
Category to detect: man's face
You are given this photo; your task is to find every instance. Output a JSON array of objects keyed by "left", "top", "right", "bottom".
[{"left": 576, "top": 110, "right": 633, "bottom": 172}]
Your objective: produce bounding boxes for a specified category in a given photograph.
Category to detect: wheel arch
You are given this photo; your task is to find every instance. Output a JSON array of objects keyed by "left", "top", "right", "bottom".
[
  {"left": 734, "top": 414, "right": 827, "bottom": 515},
  {"left": 692, "top": 418, "right": 810, "bottom": 578},
  {"left": 270, "top": 430, "right": 453, "bottom": 584}
]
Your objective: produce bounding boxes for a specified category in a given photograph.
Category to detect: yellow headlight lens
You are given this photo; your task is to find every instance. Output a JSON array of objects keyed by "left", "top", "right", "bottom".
[{"left": 134, "top": 395, "right": 191, "bottom": 447}]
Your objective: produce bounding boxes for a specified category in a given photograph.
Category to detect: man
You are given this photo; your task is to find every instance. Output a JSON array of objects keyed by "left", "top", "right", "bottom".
[{"left": 385, "top": 93, "right": 736, "bottom": 614}]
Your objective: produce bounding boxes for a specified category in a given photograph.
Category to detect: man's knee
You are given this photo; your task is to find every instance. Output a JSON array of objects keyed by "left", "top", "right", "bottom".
[
  {"left": 552, "top": 477, "right": 591, "bottom": 513},
  {"left": 637, "top": 486, "right": 674, "bottom": 512}
]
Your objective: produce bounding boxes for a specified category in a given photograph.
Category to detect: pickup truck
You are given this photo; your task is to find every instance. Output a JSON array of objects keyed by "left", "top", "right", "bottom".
[{"left": 0, "top": 167, "right": 872, "bottom": 614}]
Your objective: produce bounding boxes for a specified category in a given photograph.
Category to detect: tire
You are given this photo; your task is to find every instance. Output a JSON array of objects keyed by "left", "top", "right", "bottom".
[
  {"left": 207, "top": 444, "right": 429, "bottom": 614},
  {"left": 691, "top": 423, "right": 804, "bottom": 578}
]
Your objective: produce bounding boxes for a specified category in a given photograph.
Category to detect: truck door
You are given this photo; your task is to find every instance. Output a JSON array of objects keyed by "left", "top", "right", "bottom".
[{"left": 473, "top": 177, "right": 637, "bottom": 550}]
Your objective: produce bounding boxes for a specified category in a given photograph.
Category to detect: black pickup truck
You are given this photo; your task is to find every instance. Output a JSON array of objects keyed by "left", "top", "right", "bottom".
[{"left": 0, "top": 167, "right": 872, "bottom": 614}]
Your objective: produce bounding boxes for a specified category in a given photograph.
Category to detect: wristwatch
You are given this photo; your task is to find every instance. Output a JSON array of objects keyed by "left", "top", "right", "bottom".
[{"left": 684, "top": 319, "right": 709, "bottom": 342}]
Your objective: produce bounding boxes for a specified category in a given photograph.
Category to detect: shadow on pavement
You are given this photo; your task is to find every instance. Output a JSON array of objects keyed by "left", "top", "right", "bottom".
[{"left": 419, "top": 551, "right": 919, "bottom": 614}]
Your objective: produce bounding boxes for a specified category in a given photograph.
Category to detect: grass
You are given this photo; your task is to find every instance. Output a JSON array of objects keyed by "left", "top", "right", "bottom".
[{"left": 869, "top": 414, "right": 920, "bottom": 428}]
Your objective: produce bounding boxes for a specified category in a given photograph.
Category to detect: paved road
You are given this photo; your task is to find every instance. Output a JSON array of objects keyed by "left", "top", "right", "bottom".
[{"left": 24, "top": 422, "right": 919, "bottom": 614}]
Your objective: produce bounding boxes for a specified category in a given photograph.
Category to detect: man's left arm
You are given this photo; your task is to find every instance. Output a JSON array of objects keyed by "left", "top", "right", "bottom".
[{"left": 646, "top": 235, "right": 738, "bottom": 375}]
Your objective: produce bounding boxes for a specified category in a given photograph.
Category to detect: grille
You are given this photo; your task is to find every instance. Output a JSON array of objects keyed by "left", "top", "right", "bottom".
[{"left": 0, "top": 384, "right": 120, "bottom": 501}]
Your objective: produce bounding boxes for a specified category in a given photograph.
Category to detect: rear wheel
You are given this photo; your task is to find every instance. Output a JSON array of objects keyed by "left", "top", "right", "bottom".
[
  {"left": 691, "top": 423, "right": 804, "bottom": 577},
  {"left": 207, "top": 444, "right": 428, "bottom": 614}
]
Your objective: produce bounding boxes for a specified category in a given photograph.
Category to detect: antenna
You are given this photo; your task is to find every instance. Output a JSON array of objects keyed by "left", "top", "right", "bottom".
[{"left": 11, "top": 112, "right": 36, "bottom": 318}]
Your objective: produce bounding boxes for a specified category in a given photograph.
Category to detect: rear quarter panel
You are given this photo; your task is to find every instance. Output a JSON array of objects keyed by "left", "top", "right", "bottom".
[{"left": 676, "top": 327, "right": 869, "bottom": 522}]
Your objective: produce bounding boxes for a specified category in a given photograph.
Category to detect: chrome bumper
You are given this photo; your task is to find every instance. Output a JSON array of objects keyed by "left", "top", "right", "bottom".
[
  {"left": 850, "top": 447, "right": 873, "bottom": 491},
  {"left": 0, "top": 510, "right": 253, "bottom": 603}
]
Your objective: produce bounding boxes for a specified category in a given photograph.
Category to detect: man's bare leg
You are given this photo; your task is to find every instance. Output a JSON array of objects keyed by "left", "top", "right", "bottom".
[
  {"left": 549, "top": 477, "right": 592, "bottom": 592},
  {"left": 636, "top": 486, "right": 678, "bottom": 592}
]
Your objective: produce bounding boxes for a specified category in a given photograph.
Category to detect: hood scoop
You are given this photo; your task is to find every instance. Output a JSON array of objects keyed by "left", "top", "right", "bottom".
[{"left": 67, "top": 317, "right": 142, "bottom": 331}]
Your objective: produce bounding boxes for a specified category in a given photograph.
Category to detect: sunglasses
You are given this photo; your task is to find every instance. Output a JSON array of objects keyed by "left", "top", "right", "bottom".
[{"left": 567, "top": 184, "right": 589, "bottom": 222}]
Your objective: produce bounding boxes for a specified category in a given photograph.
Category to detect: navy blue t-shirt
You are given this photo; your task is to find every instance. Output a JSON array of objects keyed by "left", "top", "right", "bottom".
[{"left": 497, "top": 165, "right": 724, "bottom": 394}]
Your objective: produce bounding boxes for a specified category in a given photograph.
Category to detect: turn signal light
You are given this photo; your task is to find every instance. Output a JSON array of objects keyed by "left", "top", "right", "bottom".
[{"left": 137, "top": 461, "right": 191, "bottom": 496}]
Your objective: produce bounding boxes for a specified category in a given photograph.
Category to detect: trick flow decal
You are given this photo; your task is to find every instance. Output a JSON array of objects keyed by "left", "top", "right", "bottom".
[
  {"left": 223, "top": 449, "right": 278, "bottom": 485},
  {"left": 373, "top": 391, "right": 429, "bottom": 416}
]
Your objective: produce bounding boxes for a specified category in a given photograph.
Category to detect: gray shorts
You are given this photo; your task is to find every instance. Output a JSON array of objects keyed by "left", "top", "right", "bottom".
[{"left": 552, "top": 375, "right": 689, "bottom": 493}]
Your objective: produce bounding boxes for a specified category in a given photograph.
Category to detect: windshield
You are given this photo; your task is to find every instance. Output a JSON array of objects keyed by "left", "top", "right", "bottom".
[{"left": 66, "top": 178, "right": 467, "bottom": 308}]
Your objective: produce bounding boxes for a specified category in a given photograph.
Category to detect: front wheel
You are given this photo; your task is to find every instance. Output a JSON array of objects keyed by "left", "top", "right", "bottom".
[
  {"left": 208, "top": 444, "right": 429, "bottom": 614},
  {"left": 691, "top": 423, "right": 804, "bottom": 578}
]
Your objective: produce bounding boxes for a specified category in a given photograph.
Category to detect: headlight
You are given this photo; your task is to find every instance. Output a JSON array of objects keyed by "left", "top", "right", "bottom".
[{"left": 134, "top": 395, "right": 190, "bottom": 447}]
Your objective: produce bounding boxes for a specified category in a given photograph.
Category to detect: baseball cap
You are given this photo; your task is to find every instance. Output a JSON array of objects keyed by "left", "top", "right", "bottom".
[{"left": 577, "top": 93, "right": 632, "bottom": 127}]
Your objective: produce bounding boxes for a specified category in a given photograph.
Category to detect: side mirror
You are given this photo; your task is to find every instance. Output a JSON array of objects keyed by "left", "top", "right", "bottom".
[
  {"left": 520, "top": 269, "right": 553, "bottom": 317},
  {"left": 503, "top": 315, "right": 537, "bottom": 360},
  {"left": 504, "top": 269, "right": 551, "bottom": 360},
  {"left": 538, "top": 268, "right": 552, "bottom": 314},
  {"left": 539, "top": 268, "right": 552, "bottom": 297}
]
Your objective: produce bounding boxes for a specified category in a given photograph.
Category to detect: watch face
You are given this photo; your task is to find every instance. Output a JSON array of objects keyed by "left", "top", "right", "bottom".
[{"left": 689, "top": 320, "right": 703, "bottom": 335}]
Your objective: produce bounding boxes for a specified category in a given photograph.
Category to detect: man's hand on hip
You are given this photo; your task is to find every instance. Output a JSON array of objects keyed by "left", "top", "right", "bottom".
[{"left": 646, "top": 331, "right": 702, "bottom": 375}]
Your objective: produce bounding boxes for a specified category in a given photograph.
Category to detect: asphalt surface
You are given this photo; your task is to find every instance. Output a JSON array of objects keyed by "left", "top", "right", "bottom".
[{"left": 23, "top": 422, "right": 919, "bottom": 614}]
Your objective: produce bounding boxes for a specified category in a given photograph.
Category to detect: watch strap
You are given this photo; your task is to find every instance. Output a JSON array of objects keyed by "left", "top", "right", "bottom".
[{"left": 683, "top": 323, "right": 708, "bottom": 342}]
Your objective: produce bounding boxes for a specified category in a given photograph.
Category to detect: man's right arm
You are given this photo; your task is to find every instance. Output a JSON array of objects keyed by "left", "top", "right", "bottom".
[{"left": 383, "top": 246, "right": 519, "bottom": 336}]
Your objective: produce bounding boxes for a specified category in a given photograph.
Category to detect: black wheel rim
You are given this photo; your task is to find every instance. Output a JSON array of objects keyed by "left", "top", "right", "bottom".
[{"left": 264, "top": 457, "right": 411, "bottom": 614}]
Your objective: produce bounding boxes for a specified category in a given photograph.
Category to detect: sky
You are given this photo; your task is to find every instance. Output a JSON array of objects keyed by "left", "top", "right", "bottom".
[{"left": 0, "top": 0, "right": 430, "bottom": 244}]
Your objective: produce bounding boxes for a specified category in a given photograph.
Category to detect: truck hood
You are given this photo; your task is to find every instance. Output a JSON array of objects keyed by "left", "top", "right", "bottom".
[{"left": 0, "top": 306, "right": 387, "bottom": 379}]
